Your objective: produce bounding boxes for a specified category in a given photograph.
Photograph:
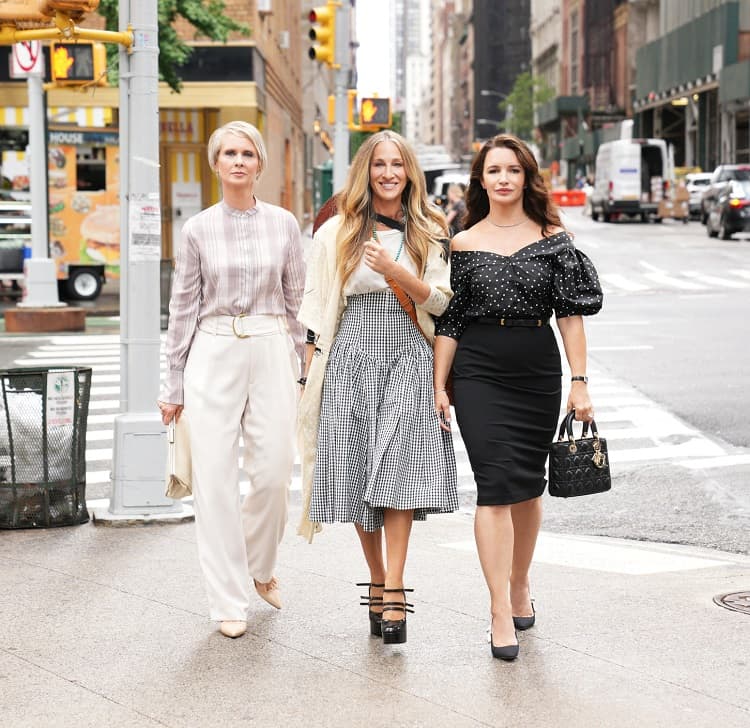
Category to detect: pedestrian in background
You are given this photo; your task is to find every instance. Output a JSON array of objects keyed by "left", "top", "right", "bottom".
[
  {"left": 158, "top": 121, "right": 305, "bottom": 639},
  {"left": 433, "top": 133, "right": 603, "bottom": 660},
  {"left": 297, "top": 130, "right": 458, "bottom": 645},
  {"left": 444, "top": 182, "right": 467, "bottom": 236}
]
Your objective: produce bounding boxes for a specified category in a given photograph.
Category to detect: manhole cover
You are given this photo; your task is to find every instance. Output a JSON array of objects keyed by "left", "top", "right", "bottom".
[{"left": 713, "top": 591, "right": 750, "bottom": 615}]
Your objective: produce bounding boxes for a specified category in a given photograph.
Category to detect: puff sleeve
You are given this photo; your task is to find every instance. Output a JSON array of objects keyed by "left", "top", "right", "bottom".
[
  {"left": 435, "top": 254, "right": 471, "bottom": 339},
  {"left": 552, "top": 246, "right": 603, "bottom": 318}
]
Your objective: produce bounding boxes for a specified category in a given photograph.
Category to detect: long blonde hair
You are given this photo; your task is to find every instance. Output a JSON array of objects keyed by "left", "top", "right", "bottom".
[{"left": 335, "top": 131, "right": 447, "bottom": 288}]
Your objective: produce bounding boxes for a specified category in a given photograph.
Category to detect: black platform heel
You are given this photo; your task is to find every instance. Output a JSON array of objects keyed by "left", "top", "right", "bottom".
[
  {"left": 381, "top": 587, "right": 414, "bottom": 645},
  {"left": 356, "top": 582, "right": 384, "bottom": 637}
]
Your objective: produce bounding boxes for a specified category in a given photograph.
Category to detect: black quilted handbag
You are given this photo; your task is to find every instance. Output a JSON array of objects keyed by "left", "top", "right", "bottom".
[{"left": 548, "top": 410, "right": 611, "bottom": 498}]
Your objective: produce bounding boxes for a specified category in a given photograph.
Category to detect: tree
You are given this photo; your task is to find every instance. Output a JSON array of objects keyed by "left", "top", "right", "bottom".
[
  {"left": 97, "top": 0, "right": 250, "bottom": 92},
  {"left": 497, "top": 72, "right": 555, "bottom": 141}
]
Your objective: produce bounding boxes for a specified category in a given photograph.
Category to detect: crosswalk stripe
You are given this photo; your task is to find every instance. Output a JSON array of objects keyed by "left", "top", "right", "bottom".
[
  {"left": 731, "top": 270, "right": 750, "bottom": 281},
  {"left": 643, "top": 271, "right": 708, "bottom": 290},
  {"left": 599, "top": 273, "right": 649, "bottom": 292},
  {"left": 682, "top": 271, "right": 748, "bottom": 289}
]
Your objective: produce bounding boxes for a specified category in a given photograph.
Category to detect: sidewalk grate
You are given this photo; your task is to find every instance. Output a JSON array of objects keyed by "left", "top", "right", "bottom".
[{"left": 713, "top": 591, "right": 750, "bottom": 615}]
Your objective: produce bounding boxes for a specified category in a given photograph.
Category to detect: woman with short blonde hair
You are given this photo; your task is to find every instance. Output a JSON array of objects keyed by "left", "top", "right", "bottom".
[{"left": 159, "top": 121, "right": 305, "bottom": 639}]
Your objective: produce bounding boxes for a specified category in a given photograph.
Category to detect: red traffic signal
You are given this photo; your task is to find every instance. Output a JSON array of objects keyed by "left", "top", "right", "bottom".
[{"left": 308, "top": 3, "right": 336, "bottom": 66}]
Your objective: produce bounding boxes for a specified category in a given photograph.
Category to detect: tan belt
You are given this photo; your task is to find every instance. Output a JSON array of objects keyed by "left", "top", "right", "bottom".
[{"left": 198, "top": 314, "right": 287, "bottom": 339}]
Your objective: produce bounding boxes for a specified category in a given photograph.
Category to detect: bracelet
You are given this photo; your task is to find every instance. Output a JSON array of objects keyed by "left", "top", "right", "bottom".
[
  {"left": 571, "top": 375, "right": 588, "bottom": 383},
  {"left": 435, "top": 388, "right": 447, "bottom": 393},
  {"left": 297, "top": 377, "right": 307, "bottom": 386}
]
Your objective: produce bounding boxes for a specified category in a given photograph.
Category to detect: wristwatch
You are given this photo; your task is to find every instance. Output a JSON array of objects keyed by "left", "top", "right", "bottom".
[{"left": 571, "top": 375, "right": 588, "bottom": 383}]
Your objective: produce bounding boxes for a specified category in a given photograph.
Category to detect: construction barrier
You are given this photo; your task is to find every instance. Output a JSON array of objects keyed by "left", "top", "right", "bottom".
[{"left": 550, "top": 189, "right": 587, "bottom": 207}]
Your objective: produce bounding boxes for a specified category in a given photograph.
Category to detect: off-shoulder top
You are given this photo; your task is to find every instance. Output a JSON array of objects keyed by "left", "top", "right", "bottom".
[{"left": 435, "top": 231, "right": 602, "bottom": 340}]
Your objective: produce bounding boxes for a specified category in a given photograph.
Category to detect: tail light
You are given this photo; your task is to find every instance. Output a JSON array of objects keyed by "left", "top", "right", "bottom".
[
  {"left": 608, "top": 180, "right": 613, "bottom": 201},
  {"left": 728, "top": 198, "right": 750, "bottom": 208},
  {"left": 663, "top": 179, "right": 670, "bottom": 197}
]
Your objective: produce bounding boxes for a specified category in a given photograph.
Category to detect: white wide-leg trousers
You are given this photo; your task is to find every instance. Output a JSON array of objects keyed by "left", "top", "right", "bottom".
[{"left": 183, "top": 314, "right": 297, "bottom": 621}]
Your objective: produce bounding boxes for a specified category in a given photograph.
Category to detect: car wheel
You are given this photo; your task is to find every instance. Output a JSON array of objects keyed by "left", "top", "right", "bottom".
[
  {"left": 65, "top": 269, "right": 103, "bottom": 301},
  {"left": 602, "top": 212, "right": 611, "bottom": 222},
  {"left": 719, "top": 217, "right": 733, "bottom": 240}
]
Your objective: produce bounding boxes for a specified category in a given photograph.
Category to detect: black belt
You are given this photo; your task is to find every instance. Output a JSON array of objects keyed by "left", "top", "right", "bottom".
[{"left": 475, "top": 317, "right": 549, "bottom": 327}]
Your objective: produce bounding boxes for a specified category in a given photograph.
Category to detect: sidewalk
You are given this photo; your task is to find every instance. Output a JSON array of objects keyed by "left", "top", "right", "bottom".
[{"left": 1, "top": 503, "right": 748, "bottom": 727}]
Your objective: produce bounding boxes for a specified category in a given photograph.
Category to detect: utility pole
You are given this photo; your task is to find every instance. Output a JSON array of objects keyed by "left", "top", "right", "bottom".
[
  {"left": 19, "top": 74, "right": 63, "bottom": 308},
  {"left": 96, "top": 0, "right": 184, "bottom": 522},
  {"left": 332, "top": 1, "right": 351, "bottom": 191}
]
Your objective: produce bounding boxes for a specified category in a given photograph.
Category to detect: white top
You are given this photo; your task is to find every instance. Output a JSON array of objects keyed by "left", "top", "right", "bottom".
[{"left": 343, "top": 228, "right": 418, "bottom": 296}]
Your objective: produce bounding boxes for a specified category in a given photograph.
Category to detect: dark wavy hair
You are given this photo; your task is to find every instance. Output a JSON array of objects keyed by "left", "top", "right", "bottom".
[{"left": 463, "top": 134, "right": 562, "bottom": 235}]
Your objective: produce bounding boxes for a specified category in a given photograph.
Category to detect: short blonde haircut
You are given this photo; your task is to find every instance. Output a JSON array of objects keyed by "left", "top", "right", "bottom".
[{"left": 207, "top": 121, "right": 267, "bottom": 177}]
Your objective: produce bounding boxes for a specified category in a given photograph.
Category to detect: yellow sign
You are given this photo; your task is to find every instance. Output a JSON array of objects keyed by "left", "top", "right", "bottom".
[{"left": 360, "top": 97, "right": 391, "bottom": 128}]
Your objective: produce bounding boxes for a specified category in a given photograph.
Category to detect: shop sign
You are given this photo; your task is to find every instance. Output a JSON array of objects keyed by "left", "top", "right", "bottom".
[{"left": 48, "top": 130, "right": 119, "bottom": 146}]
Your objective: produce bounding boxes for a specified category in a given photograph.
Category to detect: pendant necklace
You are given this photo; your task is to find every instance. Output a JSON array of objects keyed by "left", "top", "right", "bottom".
[
  {"left": 487, "top": 216, "right": 528, "bottom": 228},
  {"left": 372, "top": 224, "right": 405, "bottom": 262}
]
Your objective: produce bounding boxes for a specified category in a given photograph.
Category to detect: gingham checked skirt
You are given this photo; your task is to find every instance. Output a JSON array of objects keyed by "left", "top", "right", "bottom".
[{"left": 310, "top": 290, "right": 459, "bottom": 531}]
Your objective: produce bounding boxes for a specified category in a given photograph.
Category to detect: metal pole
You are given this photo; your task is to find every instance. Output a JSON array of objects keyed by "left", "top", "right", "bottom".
[
  {"left": 100, "top": 0, "right": 182, "bottom": 519},
  {"left": 332, "top": 1, "right": 351, "bottom": 191},
  {"left": 19, "top": 75, "right": 62, "bottom": 308}
]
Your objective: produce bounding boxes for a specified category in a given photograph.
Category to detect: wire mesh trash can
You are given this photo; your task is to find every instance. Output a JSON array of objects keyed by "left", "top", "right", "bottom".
[{"left": 0, "top": 367, "right": 92, "bottom": 528}]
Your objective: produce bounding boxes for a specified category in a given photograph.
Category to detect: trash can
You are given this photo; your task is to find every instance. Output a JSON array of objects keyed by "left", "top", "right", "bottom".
[{"left": 0, "top": 367, "right": 92, "bottom": 528}]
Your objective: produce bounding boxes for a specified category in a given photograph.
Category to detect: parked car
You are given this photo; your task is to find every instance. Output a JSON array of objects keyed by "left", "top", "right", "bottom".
[
  {"left": 684, "top": 172, "right": 712, "bottom": 217},
  {"left": 430, "top": 171, "right": 470, "bottom": 208},
  {"left": 705, "top": 179, "right": 750, "bottom": 239},
  {"left": 700, "top": 164, "right": 750, "bottom": 223},
  {"left": 590, "top": 138, "right": 673, "bottom": 222}
]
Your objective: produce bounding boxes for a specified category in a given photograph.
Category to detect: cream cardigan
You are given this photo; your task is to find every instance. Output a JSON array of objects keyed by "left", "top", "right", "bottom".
[{"left": 296, "top": 214, "right": 454, "bottom": 542}]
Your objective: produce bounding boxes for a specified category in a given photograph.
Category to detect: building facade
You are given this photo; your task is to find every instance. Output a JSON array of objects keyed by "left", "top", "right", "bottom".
[{"left": 0, "top": 1, "right": 305, "bottom": 281}]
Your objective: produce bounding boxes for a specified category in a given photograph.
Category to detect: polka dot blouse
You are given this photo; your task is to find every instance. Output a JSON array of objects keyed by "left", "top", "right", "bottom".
[{"left": 435, "top": 231, "right": 603, "bottom": 340}]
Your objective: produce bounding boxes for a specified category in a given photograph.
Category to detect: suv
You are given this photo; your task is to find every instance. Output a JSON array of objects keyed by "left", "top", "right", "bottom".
[{"left": 700, "top": 165, "right": 750, "bottom": 223}]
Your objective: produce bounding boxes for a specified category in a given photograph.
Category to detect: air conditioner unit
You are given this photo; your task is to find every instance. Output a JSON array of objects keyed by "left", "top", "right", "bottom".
[{"left": 258, "top": 0, "right": 272, "bottom": 15}]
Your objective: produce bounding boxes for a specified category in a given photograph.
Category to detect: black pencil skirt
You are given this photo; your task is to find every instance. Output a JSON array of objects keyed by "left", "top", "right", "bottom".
[{"left": 452, "top": 322, "right": 562, "bottom": 506}]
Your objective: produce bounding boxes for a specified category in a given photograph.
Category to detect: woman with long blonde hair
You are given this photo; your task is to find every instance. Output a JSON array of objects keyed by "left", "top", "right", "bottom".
[{"left": 297, "top": 131, "right": 458, "bottom": 644}]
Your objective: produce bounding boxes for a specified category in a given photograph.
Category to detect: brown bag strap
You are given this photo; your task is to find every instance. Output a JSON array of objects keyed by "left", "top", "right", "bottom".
[{"left": 385, "top": 276, "right": 430, "bottom": 343}]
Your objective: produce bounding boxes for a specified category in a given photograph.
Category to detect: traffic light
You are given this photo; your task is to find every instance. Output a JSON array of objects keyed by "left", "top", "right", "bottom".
[
  {"left": 51, "top": 41, "right": 107, "bottom": 86},
  {"left": 39, "top": 0, "right": 100, "bottom": 21},
  {"left": 308, "top": 3, "right": 336, "bottom": 67},
  {"left": 360, "top": 97, "right": 392, "bottom": 129}
]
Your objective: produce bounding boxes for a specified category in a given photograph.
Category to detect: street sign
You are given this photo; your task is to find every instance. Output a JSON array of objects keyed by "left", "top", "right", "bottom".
[
  {"left": 360, "top": 97, "right": 391, "bottom": 129},
  {"left": 10, "top": 41, "right": 44, "bottom": 78}
]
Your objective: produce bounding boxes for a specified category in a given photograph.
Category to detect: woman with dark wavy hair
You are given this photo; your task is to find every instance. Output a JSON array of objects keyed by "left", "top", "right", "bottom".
[{"left": 434, "top": 134, "right": 603, "bottom": 660}]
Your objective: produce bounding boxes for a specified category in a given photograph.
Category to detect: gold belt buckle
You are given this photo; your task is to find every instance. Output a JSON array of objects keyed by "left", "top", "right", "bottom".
[{"left": 232, "top": 314, "right": 250, "bottom": 338}]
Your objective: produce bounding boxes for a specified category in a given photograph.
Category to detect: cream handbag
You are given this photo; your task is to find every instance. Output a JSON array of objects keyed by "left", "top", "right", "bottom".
[{"left": 165, "top": 416, "right": 192, "bottom": 499}]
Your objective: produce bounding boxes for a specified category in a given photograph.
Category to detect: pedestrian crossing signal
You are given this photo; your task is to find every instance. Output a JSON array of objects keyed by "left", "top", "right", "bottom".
[
  {"left": 360, "top": 98, "right": 391, "bottom": 129},
  {"left": 51, "top": 41, "right": 107, "bottom": 86}
]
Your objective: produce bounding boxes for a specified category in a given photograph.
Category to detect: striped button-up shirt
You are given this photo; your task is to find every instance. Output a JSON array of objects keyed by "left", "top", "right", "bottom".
[{"left": 161, "top": 199, "right": 306, "bottom": 404}]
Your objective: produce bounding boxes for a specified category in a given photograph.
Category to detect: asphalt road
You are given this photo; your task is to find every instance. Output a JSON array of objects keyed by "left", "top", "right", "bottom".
[{"left": 1, "top": 210, "right": 748, "bottom": 554}]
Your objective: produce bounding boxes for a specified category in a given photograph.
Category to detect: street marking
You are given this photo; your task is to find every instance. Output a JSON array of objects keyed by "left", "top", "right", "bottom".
[
  {"left": 86, "top": 448, "right": 113, "bottom": 461},
  {"left": 89, "top": 399, "right": 120, "bottom": 410},
  {"left": 643, "top": 271, "right": 708, "bottom": 290},
  {"left": 731, "top": 270, "right": 750, "bottom": 280},
  {"left": 682, "top": 271, "right": 748, "bottom": 289},
  {"left": 589, "top": 345, "right": 654, "bottom": 351},
  {"left": 441, "top": 533, "right": 734, "bottom": 574},
  {"left": 678, "top": 454, "right": 750, "bottom": 469},
  {"left": 599, "top": 273, "right": 649, "bottom": 292},
  {"left": 639, "top": 260, "right": 664, "bottom": 273}
]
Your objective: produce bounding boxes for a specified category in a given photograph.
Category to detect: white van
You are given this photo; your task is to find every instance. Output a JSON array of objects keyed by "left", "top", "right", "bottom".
[{"left": 590, "top": 138, "right": 673, "bottom": 222}]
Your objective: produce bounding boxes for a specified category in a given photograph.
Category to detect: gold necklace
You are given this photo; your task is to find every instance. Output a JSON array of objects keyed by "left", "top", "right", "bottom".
[{"left": 486, "top": 216, "right": 528, "bottom": 228}]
